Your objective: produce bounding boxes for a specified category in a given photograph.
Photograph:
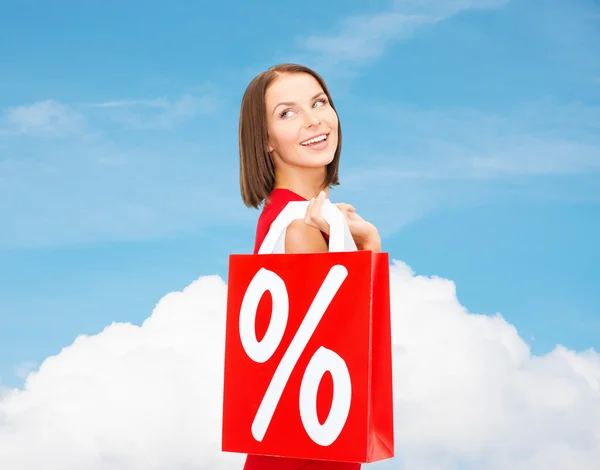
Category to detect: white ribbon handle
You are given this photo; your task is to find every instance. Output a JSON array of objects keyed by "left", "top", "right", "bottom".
[{"left": 258, "top": 199, "right": 357, "bottom": 254}]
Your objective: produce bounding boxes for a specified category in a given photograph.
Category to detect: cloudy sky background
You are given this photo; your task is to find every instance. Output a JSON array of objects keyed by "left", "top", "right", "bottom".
[{"left": 1, "top": 0, "right": 599, "bottom": 468}]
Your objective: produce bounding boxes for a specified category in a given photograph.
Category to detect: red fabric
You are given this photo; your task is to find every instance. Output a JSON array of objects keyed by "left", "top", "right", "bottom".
[
  {"left": 253, "top": 189, "right": 307, "bottom": 255},
  {"left": 244, "top": 188, "right": 360, "bottom": 470}
]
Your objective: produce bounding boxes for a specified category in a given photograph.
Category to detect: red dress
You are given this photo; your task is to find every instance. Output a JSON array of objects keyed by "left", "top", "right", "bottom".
[{"left": 244, "top": 188, "right": 361, "bottom": 470}]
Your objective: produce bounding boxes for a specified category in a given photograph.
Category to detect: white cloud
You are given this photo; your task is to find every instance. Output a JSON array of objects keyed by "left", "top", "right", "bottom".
[
  {"left": 13, "top": 362, "right": 37, "bottom": 381},
  {"left": 300, "top": 0, "right": 509, "bottom": 69},
  {"left": 0, "top": 385, "right": 10, "bottom": 400},
  {"left": 0, "top": 136, "right": 252, "bottom": 249},
  {"left": 0, "top": 274, "right": 241, "bottom": 470},
  {"left": 89, "top": 93, "right": 221, "bottom": 130},
  {"left": 304, "top": 13, "right": 433, "bottom": 66},
  {"left": 0, "top": 91, "right": 220, "bottom": 138},
  {"left": 0, "top": 89, "right": 230, "bottom": 249},
  {"left": 91, "top": 98, "right": 169, "bottom": 109},
  {"left": 392, "top": 0, "right": 509, "bottom": 16},
  {"left": 333, "top": 99, "right": 600, "bottom": 238},
  {"left": 1, "top": 261, "right": 599, "bottom": 469},
  {"left": 383, "top": 263, "right": 600, "bottom": 469},
  {"left": 1, "top": 100, "right": 85, "bottom": 137},
  {"left": 345, "top": 99, "right": 600, "bottom": 180}
]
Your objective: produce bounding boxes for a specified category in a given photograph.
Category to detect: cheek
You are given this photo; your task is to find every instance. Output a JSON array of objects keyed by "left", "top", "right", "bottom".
[
  {"left": 325, "top": 108, "right": 339, "bottom": 129},
  {"left": 272, "top": 123, "right": 298, "bottom": 148},
  {"left": 267, "top": 125, "right": 283, "bottom": 150}
]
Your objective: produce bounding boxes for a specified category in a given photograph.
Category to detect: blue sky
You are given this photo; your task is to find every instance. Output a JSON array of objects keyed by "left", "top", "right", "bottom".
[{"left": 0, "top": 0, "right": 598, "bottom": 391}]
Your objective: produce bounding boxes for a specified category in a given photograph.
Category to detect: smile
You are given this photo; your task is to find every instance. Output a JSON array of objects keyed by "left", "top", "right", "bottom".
[{"left": 300, "top": 133, "right": 328, "bottom": 146}]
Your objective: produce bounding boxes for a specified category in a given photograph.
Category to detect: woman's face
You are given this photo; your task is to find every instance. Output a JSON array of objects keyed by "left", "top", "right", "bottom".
[{"left": 265, "top": 72, "right": 339, "bottom": 172}]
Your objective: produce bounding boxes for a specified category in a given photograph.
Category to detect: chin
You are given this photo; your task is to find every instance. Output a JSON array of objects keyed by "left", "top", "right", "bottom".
[
  {"left": 303, "top": 153, "right": 335, "bottom": 169},
  {"left": 297, "top": 142, "right": 338, "bottom": 168}
]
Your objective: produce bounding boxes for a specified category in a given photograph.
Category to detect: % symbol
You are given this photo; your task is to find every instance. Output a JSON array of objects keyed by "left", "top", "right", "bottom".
[{"left": 238, "top": 264, "right": 352, "bottom": 447}]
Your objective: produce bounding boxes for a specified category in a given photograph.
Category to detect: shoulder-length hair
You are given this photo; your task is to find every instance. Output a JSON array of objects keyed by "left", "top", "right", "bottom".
[{"left": 239, "top": 63, "right": 342, "bottom": 208}]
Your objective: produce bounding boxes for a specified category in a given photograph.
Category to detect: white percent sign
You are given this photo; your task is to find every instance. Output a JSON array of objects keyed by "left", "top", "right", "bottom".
[{"left": 239, "top": 264, "right": 352, "bottom": 447}]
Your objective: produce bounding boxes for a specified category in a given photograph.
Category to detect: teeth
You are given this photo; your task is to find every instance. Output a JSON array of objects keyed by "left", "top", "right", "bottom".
[{"left": 300, "top": 134, "right": 327, "bottom": 146}]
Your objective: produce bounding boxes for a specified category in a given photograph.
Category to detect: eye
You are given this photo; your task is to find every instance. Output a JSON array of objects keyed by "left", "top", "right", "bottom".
[
  {"left": 313, "top": 97, "right": 328, "bottom": 108},
  {"left": 279, "top": 108, "right": 295, "bottom": 119}
]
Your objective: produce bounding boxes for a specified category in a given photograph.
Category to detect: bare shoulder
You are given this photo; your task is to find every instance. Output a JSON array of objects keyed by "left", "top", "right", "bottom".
[{"left": 285, "top": 219, "right": 328, "bottom": 253}]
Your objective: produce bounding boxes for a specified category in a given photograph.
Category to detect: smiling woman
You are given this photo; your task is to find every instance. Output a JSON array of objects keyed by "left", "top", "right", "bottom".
[
  {"left": 235, "top": 64, "right": 381, "bottom": 469},
  {"left": 240, "top": 63, "right": 381, "bottom": 256},
  {"left": 239, "top": 64, "right": 341, "bottom": 209}
]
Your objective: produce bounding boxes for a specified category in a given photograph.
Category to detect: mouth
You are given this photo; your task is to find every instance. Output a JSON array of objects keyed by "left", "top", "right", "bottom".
[{"left": 299, "top": 133, "right": 329, "bottom": 147}]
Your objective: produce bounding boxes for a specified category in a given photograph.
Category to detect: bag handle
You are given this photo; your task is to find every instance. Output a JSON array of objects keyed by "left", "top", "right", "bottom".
[{"left": 257, "top": 199, "right": 358, "bottom": 254}]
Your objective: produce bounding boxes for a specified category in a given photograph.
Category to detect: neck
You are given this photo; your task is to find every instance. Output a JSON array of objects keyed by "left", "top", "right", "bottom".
[{"left": 273, "top": 166, "right": 328, "bottom": 200}]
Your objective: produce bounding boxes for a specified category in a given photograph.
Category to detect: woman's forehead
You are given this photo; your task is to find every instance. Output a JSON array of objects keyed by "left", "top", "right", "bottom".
[{"left": 266, "top": 73, "right": 324, "bottom": 103}]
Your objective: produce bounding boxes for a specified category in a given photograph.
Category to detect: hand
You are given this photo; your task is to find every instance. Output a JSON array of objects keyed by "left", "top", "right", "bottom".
[
  {"left": 335, "top": 203, "right": 381, "bottom": 252},
  {"left": 303, "top": 192, "right": 381, "bottom": 252},
  {"left": 304, "top": 190, "right": 330, "bottom": 233}
]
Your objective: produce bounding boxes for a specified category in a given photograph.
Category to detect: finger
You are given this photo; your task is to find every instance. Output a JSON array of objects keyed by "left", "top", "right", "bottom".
[
  {"left": 338, "top": 207, "right": 353, "bottom": 219},
  {"left": 306, "top": 192, "right": 330, "bottom": 233},
  {"left": 311, "top": 191, "right": 327, "bottom": 216},
  {"left": 346, "top": 211, "right": 364, "bottom": 221},
  {"left": 305, "top": 198, "right": 323, "bottom": 228},
  {"left": 335, "top": 202, "right": 355, "bottom": 212},
  {"left": 304, "top": 198, "right": 315, "bottom": 225},
  {"left": 311, "top": 191, "right": 327, "bottom": 227}
]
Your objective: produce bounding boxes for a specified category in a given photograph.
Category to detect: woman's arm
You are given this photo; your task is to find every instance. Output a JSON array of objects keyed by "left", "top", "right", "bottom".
[
  {"left": 284, "top": 191, "right": 383, "bottom": 253},
  {"left": 359, "top": 231, "right": 382, "bottom": 252},
  {"left": 285, "top": 221, "right": 329, "bottom": 253},
  {"left": 284, "top": 191, "right": 330, "bottom": 253}
]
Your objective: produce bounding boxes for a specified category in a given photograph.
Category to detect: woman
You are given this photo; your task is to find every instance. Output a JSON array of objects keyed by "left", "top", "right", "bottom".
[{"left": 239, "top": 63, "right": 381, "bottom": 469}]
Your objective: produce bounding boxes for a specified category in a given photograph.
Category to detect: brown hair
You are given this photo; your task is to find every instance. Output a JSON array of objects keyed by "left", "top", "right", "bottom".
[{"left": 239, "top": 63, "right": 342, "bottom": 208}]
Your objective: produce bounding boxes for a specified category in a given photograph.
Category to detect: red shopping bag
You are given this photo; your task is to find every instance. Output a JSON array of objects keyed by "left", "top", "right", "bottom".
[{"left": 222, "top": 200, "right": 394, "bottom": 463}]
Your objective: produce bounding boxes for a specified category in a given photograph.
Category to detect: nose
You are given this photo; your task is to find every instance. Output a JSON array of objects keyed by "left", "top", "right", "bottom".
[{"left": 303, "top": 109, "right": 321, "bottom": 127}]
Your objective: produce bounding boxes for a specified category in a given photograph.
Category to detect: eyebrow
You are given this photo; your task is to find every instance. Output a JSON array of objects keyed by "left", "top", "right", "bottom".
[{"left": 272, "top": 92, "right": 326, "bottom": 115}]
